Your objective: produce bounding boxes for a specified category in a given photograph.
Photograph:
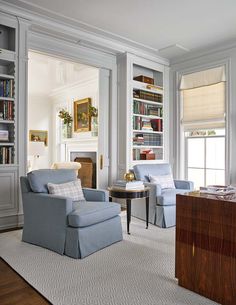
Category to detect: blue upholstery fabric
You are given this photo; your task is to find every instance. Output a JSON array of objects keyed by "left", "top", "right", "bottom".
[
  {"left": 27, "top": 169, "right": 77, "bottom": 193},
  {"left": 21, "top": 177, "right": 73, "bottom": 255},
  {"left": 157, "top": 189, "right": 188, "bottom": 206},
  {"left": 132, "top": 164, "right": 194, "bottom": 228},
  {"left": 155, "top": 205, "right": 176, "bottom": 228},
  {"left": 133, "top": 163, "right": 172, "bottom": 182},
  {"left": 82, "top": 188, "right": 109, "bottom": 202},
  {"left": 68, "top": 201, "right": 121, "bottom": 227},
  {"left": 174, "top": 179, "right": 194, "bottom": 190},
  {"left": 20, "top": 170, "right": 123, "bottom": 258},
  {"left": 65, "top": 216, "right": 123, "bottom": 258}
]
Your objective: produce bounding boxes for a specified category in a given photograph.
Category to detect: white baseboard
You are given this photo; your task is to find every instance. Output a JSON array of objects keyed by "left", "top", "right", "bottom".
[{"left": 0, "top": 214, "right": 24, "bottom": 230}]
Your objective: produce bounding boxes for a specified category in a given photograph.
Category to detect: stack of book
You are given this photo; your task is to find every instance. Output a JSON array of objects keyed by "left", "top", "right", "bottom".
[
  {"left": 113, "top": 180, "right": 144, "bottom": 190},
  {"left": 0, "top": 147, "right": 13, "bottom": 164},
  {"left": 0, "top": 100, "right": 14, "bottom": 120},
  {"left": 133, "top": 89, "right": 162, "bottom": 103},
  {"left": 133, "top": 134, "right": 144, "bottom": 145},
  {"left": 133, "top": 101, "right": 163, "bottom": 117},
  {"left": 0, "top": 80, "right": 14, "bottom": 98}
]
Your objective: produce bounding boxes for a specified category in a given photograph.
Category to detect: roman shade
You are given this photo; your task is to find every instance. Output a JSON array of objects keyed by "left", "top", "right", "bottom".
[
  {"left": 180, "top": 66, "right": 226, "bottom": 130},
  {"left": 180, "top": 66, "right": 226, "bottom": 90}
]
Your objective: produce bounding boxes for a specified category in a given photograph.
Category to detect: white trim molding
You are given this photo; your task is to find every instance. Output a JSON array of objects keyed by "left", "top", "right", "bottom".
[
  {"left": 0, "top": 0, "right": 169, "bottom": 66},
  {"left": 172, "top": 59, "right": 231, "bottom": 184}
]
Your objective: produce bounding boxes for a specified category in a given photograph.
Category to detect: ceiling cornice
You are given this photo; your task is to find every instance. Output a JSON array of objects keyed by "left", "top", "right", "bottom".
[
  {"left": 0, "top": 0, "right": 169, "bottom": 66},
  {"left": 170, "top": 38, "right": 236, "bottom": 66}
]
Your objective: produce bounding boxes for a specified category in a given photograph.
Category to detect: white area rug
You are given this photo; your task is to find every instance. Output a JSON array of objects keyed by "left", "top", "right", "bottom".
[{"left": 0, "top": 215, "right": 218, "bottom": 305}]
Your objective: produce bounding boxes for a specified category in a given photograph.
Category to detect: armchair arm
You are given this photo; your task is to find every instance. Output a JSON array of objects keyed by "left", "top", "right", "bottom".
[
  {"left": 144, "top": 182, "right": 162, "bottom": 196},
  {"left": 22, "top": 192, "right": 73, "bottom": 255},
  {"left": 174, "top": 179, "right": 194, "bottom": 190},
  {"left": 82, "top": 188, "right": 109, "bottom": 202}
]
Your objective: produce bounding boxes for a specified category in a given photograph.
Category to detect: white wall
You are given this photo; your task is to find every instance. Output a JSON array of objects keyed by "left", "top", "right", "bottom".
[
  {"left": 28, "top": 51, "right": 99, "bottom": 169},
  {"left": 170, "top": 45, "right": 236, "bottom": 184},
  {"left": 50, "top": 68, "right": 99, "bottom": 162},
  {"left": 28, "top": 96, "right": 52, "bottom": 168}
]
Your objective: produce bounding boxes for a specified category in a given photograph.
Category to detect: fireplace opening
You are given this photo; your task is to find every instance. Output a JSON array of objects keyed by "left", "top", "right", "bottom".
[{"left": 71, "top": 152, "right": 96, "bottom": 188}]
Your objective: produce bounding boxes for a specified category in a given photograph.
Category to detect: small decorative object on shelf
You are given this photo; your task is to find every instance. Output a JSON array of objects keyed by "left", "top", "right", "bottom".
[
  {"left": 58, "top": 109, "right": 73, "bottom": 138},
  {"left": 124, "top": 172, "right": 135, "bottom": 182},
  {"left": 89, "top": 104, "right": 98, "bottom": 137},
  {"left": 140, "top": 149, "right": 155, "bottom": 160},
  {"left": 133, "top": 75, "right": 154, "bottom": 85}
]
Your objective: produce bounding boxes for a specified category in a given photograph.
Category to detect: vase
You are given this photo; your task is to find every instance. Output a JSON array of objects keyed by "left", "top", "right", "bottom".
[
  {"left": 62, "top": 123, "right": 72, "bottom": 138},
  {"left": 91, "top": 116, "right": 98, "bottom": 137}
]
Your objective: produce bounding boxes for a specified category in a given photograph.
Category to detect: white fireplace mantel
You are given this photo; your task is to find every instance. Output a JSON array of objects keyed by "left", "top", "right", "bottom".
[{"left": 60, "top": 136, "right": 98, "bottom": 161}]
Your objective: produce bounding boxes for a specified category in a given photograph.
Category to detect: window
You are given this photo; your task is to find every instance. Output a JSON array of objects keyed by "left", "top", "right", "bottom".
[
  {"left": 180, "top": 66, "right": 226, "bottom": 188},
  {"left": 186, "top": 129, "right": 225, "bottom": 189}
]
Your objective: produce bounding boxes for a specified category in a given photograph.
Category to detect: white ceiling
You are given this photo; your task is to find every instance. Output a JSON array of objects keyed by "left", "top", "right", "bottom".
[
  {"left": 5, "top": 0, "right": 236, "bottom": 58},
  {"left": 28, "top": 51, "right": 96, "bottom": 98}
]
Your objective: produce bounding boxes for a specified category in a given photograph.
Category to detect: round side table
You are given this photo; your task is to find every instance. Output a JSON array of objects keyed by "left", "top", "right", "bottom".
[{"left": 108, "top": 187, "right": 150, "bottom": 234}]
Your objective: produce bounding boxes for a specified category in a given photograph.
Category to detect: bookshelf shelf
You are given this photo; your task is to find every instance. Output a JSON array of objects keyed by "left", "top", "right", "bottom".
[
  {"left": 0, "top": 142, "right": 14, "bottom": 146},
  {"left": 133, "top": 145, "right": 163, "bottom": 149},
  {"left": 133, "top": 98, "right": 163, "bottom": 106},
  {"left": 133, "top": 80, "right": 163, "bottom": 95},
  {"left": 0, "top": 73, "right": 14, "bottom": 79},
  {"left": 0, "top": 163, "right": 17, "bottom": 167},
  {"left": 0, "top": 120, "right": 14, "bottom": 124},
  {"left": 133, "top": 114, "right": 162, "bottom": 120},
  {"left": 0, "top": 97, "right": 15, "bottom": 101},
  {"left": 133, "top": 129, "right": 163, "bottom": 134}
]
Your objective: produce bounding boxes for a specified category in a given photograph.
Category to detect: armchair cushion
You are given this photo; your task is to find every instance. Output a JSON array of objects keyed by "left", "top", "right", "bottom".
[
  {"left": 68, "top": 201, "right": 121, "bottom": 228},
  {"left": 149, "top": 174, "right": 175, "bottom": 189},
  {"left": 28, "top": 169, "right": 77, "bottom": 193},
  {"left": 48, "top": 180, "right": 85, "bottom": 201}
]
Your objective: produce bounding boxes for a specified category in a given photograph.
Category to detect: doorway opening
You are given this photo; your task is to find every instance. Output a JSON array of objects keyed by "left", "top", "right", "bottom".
[{"left": 27, "top": 50, "right": 103, "bottom": 188}]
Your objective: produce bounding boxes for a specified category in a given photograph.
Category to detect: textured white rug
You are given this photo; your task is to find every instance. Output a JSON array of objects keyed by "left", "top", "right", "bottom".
[{"left": 0, "top": 215, "right": 218, "bottom": 305}]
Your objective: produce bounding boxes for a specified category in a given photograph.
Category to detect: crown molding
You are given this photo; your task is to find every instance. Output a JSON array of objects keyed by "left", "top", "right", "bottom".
[
  {"left": 170, "top": 38, "right": 236, "bottom": 66},
  {"left": 0, "top": 0, "right": 169, "bottom": 66}
]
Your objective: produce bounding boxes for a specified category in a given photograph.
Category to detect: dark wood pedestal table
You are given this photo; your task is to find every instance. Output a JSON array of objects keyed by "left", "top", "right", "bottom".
[{"left": 108, "top": 187, "right": 150, "bottom": 234}]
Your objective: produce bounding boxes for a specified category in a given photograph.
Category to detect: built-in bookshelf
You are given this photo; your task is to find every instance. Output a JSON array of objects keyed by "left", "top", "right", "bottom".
[
  {"left": 0, "top": 22, "right": 16, "bottom": 165},
  {"left": 131, "top": 63, "right": 164, "bottom": 163},
  {"left": 118, "top": 54, "right": 168, "bottom": 175}
]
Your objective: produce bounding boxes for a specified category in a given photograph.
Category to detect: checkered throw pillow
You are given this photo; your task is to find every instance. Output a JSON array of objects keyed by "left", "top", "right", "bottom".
[{"left": 47, "top": 179, "right": 85, "bottom": 201}]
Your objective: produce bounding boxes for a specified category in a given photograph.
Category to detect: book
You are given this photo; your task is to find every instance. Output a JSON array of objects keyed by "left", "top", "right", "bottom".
[
  {"left": 113, "top": 180, "right": 144, "bottom": 190},
  {"left": 112, "top": 185, "right": 145, "bottom": 190}
]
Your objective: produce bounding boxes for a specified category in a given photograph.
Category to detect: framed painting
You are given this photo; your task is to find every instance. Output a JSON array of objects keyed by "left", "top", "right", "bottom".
[
  {"left": 29, "top": 130, "right": 48, "bottom": 146},
  {"left": 74, "top": 98, "right": 91, "bottom": 132}
]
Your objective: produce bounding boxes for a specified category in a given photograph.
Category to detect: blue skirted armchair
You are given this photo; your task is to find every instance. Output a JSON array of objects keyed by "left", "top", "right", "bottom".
[
  {"left": 20, "top": 169, "right": 123, "bottom": 258},
  {"left": 132, "top": 164, "right": 194, "bottom": 228}
]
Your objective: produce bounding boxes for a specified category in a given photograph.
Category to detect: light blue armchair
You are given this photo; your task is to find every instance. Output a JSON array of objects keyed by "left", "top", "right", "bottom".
[
  {"left": 20, "top": 169, "right": 123, "bottom": 258},
  {"left": 132, "top": 164, "right": 194, "bottom": 228}
]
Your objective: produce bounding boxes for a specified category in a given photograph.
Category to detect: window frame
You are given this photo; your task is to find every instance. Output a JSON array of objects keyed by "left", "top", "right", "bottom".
[
  {"left": 185, "top": 133, "right": 226, "bottom": 187},
  {"left": 175, "top": 61, "right": 230, "bottom": 185}
]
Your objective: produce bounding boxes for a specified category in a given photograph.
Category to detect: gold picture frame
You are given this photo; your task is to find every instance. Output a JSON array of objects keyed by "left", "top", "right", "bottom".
[
  {"left": 29, "top": 130, "right": 48, "bottom": 146},
  {"left": 74, "top": 98, "right": 91, "bottom": 132}
]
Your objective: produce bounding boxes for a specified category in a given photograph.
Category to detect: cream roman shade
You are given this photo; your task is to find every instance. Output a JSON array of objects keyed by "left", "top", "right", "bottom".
[
  {"left": 180, "top": 66, "right": 225, "bottom": 90},
  {"left": 180, "top": 66, "right": 226, "bottom": 130}
]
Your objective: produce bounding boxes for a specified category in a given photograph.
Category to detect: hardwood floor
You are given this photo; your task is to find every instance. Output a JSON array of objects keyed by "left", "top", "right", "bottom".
[{"left": 0, "top": 258, "right": 51, "bottom": 305}]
